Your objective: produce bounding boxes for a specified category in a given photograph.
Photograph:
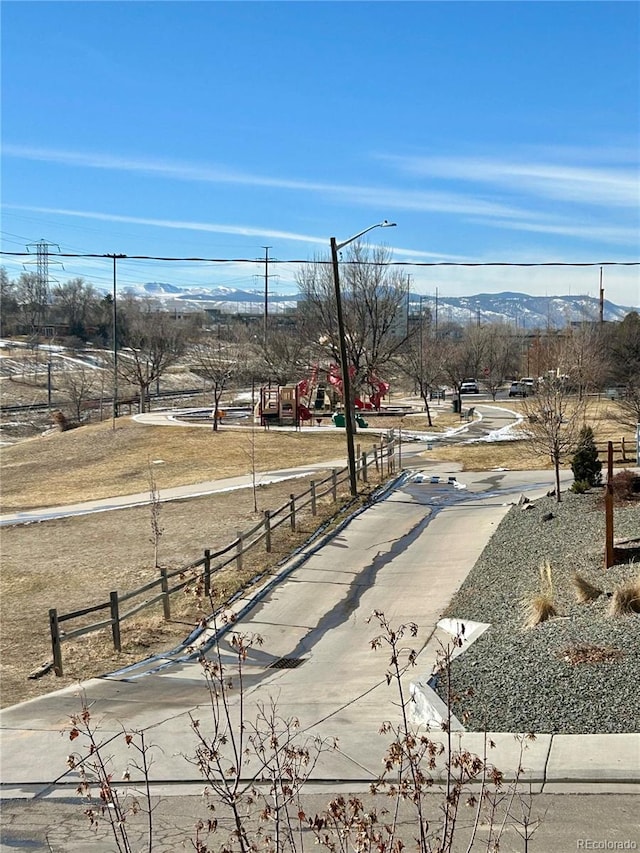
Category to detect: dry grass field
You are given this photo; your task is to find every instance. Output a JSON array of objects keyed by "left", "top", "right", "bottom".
[{"left": 0, "top": 398, "right": 636, "bottom": 709}]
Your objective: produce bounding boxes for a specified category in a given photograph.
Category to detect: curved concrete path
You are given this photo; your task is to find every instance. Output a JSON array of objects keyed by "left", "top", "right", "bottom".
[
  {"left": 2, "top": 405, "right": 638, "bottom": 851},
  {"left": 0, "top": 404, "right": 520, "bottom": 527}
]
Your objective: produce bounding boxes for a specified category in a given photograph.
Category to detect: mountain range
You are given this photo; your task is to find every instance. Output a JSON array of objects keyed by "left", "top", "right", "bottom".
[{"left": 121, "top": 282, "right": 636, "bottom": 328}]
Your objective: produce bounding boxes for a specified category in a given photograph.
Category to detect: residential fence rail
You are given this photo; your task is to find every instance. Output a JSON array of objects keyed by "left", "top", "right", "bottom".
[{"left": 48, "top": 432, "right": 399, "bottom": 675}]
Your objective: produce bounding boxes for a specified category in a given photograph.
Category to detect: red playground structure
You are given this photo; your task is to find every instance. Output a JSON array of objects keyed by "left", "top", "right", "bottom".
[{"left": 257, "top": 364, "right": 390, "bottom": 427}]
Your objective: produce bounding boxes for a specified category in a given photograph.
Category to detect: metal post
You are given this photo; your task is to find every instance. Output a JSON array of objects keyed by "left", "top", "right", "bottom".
[
  {"left": 328, "top": 222, "right": 396, "bottom": 496},
  {"left": 604, "top": 442, "right": 614, "bottom": 569},
  {"left": 263, "top": 246, "right": 271, "bottom": 348},
  {"left": 330, "top": 237, "right": 357, "bottom": 497},
  {"left": 112, "top": 255, "right": 118, "bottom": 428}
]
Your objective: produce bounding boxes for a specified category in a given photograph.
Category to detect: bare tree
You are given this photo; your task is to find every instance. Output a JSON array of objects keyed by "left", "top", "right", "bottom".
[
  {"left": 190, "top": 337, "right": 241, "bottom": 431},
  {"left": 439, "top": 325, "right": 483, "bottom": 402},
  {"left": 478, "top": 324, "right": 522, "bottom": 400},
  {"left": 394, "top": 316, "right": 445, "bottom": 426},
  {"left": 116, "top": 303, "right": 190, "bottom": 413},
  {"left": 57, "top": 362, "right": 100, "bottom": 422},
  {"left": 297, "top": 243, "right": 409, "bottom": 405},
  {"left": 560, "top": 323, "right": 608, "bottom": 400},
  {"left": 51, "top": 277, "right": 99, "bottom": 339},
  {"left": 147, "top": 460, "right": 164, "bottom": 569},
  {"left": 259, "top": 318, "right": 314, "bottom": 387},
  {"left": 522, "top": 373, "right": 587, "bottom": 502},
  {"left": 0, "top": 268, "right": 19, "bottom": 336},
  {"left": 15, "top": 271, "right": 48, "bottom": 332},
  {"left": 605, "top": 311, "right": 640, "bottom": 428}
]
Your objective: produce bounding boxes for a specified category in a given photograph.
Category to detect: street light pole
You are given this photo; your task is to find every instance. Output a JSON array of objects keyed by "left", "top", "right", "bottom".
[
  {"left": 108, "top": 254, "right": 126, "bottom": 430},
  {"left": 329, "top": 220, "right": 396, "bottom": 496}
]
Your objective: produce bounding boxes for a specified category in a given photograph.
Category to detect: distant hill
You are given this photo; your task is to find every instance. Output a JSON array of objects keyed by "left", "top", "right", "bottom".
[
  {"left": 118, "top": 283, "right": 635, "bottom": 327},
  {"left": 409, "top": 291, "right": 634, "bottom": 328}
]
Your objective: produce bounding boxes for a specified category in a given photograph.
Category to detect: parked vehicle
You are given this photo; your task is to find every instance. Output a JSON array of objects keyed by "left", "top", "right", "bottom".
[
  {"left": 509, "top": 381, "right": 528, "bottom": 397},
  {"left": 460, "top": 378, "right": 479, "bottom": 394}
]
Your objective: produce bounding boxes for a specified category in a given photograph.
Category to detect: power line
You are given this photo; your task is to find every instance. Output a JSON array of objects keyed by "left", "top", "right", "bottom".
[{"left": 1, "top": 250, "right": 638, "bottom": 267}]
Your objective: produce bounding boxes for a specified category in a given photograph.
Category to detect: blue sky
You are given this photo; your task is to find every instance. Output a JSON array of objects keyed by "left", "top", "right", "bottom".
[{"left": 1, "top": 1, "right": 639, "bottom": 307}]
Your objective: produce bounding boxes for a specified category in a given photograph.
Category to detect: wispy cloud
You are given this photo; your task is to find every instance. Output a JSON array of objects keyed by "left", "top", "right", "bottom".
[
  {"left": 382, "top": 154, "right": 640, "bottom": 208},
  {"left": 4, "top": 144, "right": 637, "bottom": 248},
  {"left": 3, "top": 204, "right": 328, "bottom": 247},
  {"left": 467, "top": 217, "right": 639, "bottom": 247},
  {"left": 0, "top": 144, "right": 538, "bottom": 220},
  {"left": 3, "top": 204, "right": 468, "bottom": 261}
]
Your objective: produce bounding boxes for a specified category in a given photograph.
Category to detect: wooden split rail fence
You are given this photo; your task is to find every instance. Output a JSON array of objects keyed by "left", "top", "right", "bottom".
[
  {"left": 49, "top": 433, "right": 399, "bottom": 675},
  {"left": 594, "top": 438, "right": 636, "bottom": 464}
]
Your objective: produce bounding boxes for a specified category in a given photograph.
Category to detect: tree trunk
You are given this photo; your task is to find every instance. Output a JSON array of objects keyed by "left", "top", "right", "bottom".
[{"left": 554, "top": 456, "right": 562, "bottom": 503}]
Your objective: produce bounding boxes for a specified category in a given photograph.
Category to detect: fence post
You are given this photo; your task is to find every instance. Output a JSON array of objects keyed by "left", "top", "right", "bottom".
[
  {"left": 310, "top": 481, "right": 317, "bottom": 515},
  {"left": 362, "top": 451, "right": 368, "bottom": 482},
  {"left": 332, "top": 469, "right": 337, "bottom": 502},
  {"left": 621, "top": 437, "right": 627, "bottom": 461},
  {"left": 236, "top": 531, "right": 244, "bottom": 571},
  {"left": 203, "top": 548, "right": 211, "bottom": 598},
  {"left": 290, "top": 494, "right": 296, "bottom": 531},
  {"left": 160, "top": 566, "right": 171, "bottom": 620},
  {"left": 356, "top": 443, "right": 361, "bottom": 480},
  {"left": 373, "top": 445, "right": 380, "bottom": 473},
  {"left": 110, "top": 591, "right": 121, "bottom": 652},
  {"left": 49, "top": 608, "right": 63, "bottom": 676},
  {"left": 264, "top": 509, "right": 272, "bottom": 552}
]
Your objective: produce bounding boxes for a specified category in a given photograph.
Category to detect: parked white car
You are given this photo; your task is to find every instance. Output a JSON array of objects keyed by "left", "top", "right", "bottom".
[{"left": 460, "top": 378, "right": 480, "bottom": 394}]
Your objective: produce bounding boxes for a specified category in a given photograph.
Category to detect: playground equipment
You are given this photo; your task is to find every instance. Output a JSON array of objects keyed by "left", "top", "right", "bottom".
[
  {"left": 327, "top": 363, "right": 390, "bottom": 410},
  {"left": 257, "top": 364, "right": 390, "bottom": 427},
  {"left": 258, "top": 384, "right": 311, "bottom": 427}
]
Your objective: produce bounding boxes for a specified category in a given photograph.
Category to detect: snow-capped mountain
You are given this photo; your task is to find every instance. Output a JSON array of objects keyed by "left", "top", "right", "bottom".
[
  {"left": 409, "top": 291, "right": 634, "bottom": 328},
  {"left": 118, "top": 283, "right": 635, "bottom": 327}
]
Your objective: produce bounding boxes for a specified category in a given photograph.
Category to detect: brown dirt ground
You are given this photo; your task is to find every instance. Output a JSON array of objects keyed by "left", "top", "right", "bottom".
[{"left": 0, "top": 474, "right": 379, "bottom": 708}]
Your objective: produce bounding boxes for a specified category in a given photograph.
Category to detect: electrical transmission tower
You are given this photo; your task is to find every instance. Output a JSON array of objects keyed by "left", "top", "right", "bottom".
[{"left": 24, "top": 239, "right": 62, "bottom": 329}]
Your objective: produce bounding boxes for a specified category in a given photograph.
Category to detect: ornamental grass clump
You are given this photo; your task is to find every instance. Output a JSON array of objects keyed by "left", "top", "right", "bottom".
[
  {"left": 608, "top": 577, "right": 640, "bottom": 617},
  {"left": 572, "top": 573, "right": 604, "bottom": 604},
  {"left": 523, "top": 561, "right": 558, "bottom": 629}
]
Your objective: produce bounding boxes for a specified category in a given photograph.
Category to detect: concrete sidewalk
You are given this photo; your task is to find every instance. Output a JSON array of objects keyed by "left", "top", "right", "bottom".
[
  {"left": 2, "top": 470, "right": 638, "bottom": 795},
  {"left": 0, "top": 461, "right": 353, "bottom": 527},
  {"left": 2, "top": 404, "right": 638, "bottom": 851}
]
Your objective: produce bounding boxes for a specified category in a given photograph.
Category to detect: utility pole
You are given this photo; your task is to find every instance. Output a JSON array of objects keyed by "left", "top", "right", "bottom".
[
  {"left": 262, "top": 246, "right": 271, "bottom": 348},
  {"left": 599, "top": 266, "right": 604, "bottom": 324},
  {"left": 434, "top": 287, "right": 439, "bottom": 339},
  {"left": 107, "top": 254, "right": 126, "bottom": 429}
]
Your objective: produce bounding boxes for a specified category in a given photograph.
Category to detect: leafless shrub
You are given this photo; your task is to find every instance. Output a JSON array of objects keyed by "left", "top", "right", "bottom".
[{"left": 62, "top": 611, "right": 540, "bottom": 852}]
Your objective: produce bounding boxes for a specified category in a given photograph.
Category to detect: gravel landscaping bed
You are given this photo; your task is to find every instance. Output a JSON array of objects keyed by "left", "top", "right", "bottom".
[{"left": 435, "top": 489, "right": 640, "bottom": 734}]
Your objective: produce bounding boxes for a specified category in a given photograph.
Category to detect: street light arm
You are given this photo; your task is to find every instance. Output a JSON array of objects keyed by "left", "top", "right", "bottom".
[{"left": 335, "top": 220, "right": 396, "bottom": 252}]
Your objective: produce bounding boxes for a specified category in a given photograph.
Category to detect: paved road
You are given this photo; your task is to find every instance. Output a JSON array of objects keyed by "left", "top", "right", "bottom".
[{"left": 2, "top": 405, "right": 638, "bottom": 851}]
